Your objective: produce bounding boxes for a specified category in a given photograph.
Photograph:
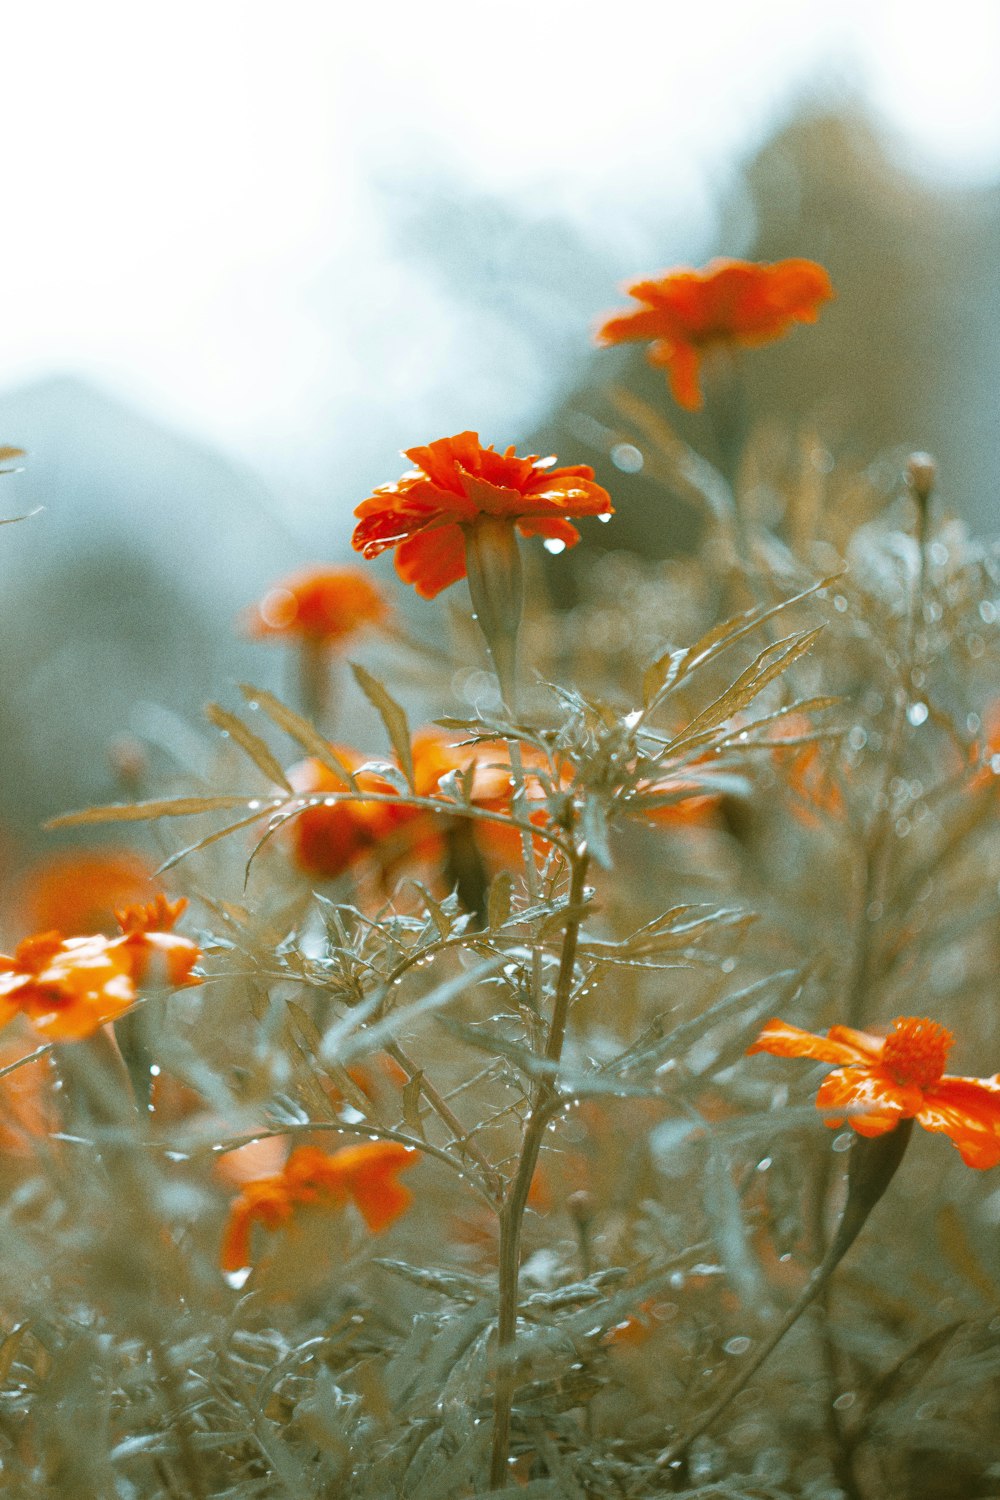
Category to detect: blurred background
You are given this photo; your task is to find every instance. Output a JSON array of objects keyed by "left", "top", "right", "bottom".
[{"left": 2, "top": 0, "right": 1000, "bottom": 891}]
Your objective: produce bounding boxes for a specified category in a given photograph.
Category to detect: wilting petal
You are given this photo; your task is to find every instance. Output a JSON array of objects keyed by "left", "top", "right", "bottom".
[
  {"left": 747, "top": 1019, "right": 880, "bottom": 1068},
  {"left": 394, "top": 524, "right": 468, "bottom": 599},
  {"left": 334, "top": 1140, "right": 418, "bottom": 1233},
  {"left": 917, "top": 1076, "right": 1000, "bottom": 1169},
  {"left": 815, "top": 1067, "right": 918, "bottom": 1135}
]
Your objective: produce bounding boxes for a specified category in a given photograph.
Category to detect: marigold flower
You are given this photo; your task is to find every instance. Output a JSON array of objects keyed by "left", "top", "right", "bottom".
[
  {"left": 0, "top": 898, "right": 201, "bottom": 1043},
  {"left": 748, "top": 1016, "right": 1000, "bottom": 1169},
  {"left": 220, "top": 1140, "right": 417, "bottom": 1271},
  {"left": 243, "top": 565, "right": 390, "bottom": 646},
  {"left": 19, "top": 848, "right": 156, "bottom": 936},
  {"left": 596, "top": 258, "right": 834, "bottom": 411},
  {"left": 286, "top": 751, "right": 428, "bottom": 881},
  {"left": 351, "top": 431, "right": 613, "bottom": 599}
]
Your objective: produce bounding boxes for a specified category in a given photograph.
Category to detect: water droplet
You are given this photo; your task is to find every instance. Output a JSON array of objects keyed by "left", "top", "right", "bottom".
[
  {"left": 832, "top": 1131, "right": 853, "bottom": 1153},
  {"left": 725, "top": 1336, "right": 751, "bottom": 1356},
  {"left": 757, "top": 1157, "right": 771, "bottom": 1172},
  {"left": 610, "top": 443, "right": 643, "bottom": 473},
  {"left": 907, "top": 701, "right": 928, "bottom": 726},
  {"left": 833, "top": 1391, "right": 856, "bottom": 1411},
  {"left": 979, "top": 600, "right": 997, "bottom": 624},
  {"left": 149, "top": 1064, "right": 161, "bottom": 1077},
  {"left": 929, "top": 542, "right": 949, "bottom": 565},
  {"left": 596, "top": 512, "right": 612, "bottom": 523},
  {"left": 223, "top": 1268, "right": 252, "bottom": 1290},
  {"left": 247, "top": 700, "right": 260, "bottom": 711},
  {"left": 543, "top": 538, "right": 567, "bottom": 555},
  {"left": 721, "top": 957, "right": 736, "bottom": 974},
  {"left": 833, "top": 595, "right": 848, "bottom": 613}
]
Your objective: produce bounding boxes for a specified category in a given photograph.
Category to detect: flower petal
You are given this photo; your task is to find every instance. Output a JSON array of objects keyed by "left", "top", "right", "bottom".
[
  {"left": 394, "top": 525, "right": 468, "bottom": 599},
  {"left": 747, "top": 1018, "right": 881, "bottom": 1068},
  {"left": 814, "top": 1067, "right": 919, "bottom": 1135},
  {"left": 516, "top": 517, "right": 582, "bottom": 548},
  {"left": 917, "top": 1076, "right": 1000, "bottom": 1169}
]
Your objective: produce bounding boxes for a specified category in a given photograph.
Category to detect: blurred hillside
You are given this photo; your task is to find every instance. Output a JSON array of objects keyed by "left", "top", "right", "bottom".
[{"left": 2, "top": 107, "right": 999, "bottom": 870}]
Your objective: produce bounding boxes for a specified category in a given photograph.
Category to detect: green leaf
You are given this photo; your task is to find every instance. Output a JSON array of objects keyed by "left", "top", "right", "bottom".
[
  {"left": 350, "top": 663, "right": 414, "bottom": 789},
  {"left": 487, "top": 870, "right": 514, "bottom": 931},
  {"left": 45, "top": 794, "right": 257, "bottom": 829},
  {"left": 642, "top": 572, "right": 837, "bottom": 706},
  {"left": 239, "top": 684, "right": 358, "bottom": 786},
  {"left": 206, "top": 702, "right": 292, "bottom": 791}
]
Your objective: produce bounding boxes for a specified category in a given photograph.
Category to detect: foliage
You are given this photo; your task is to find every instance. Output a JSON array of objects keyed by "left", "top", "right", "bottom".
[{"left": 2, "top": 277, "right": 1000, "bottom": 1500}]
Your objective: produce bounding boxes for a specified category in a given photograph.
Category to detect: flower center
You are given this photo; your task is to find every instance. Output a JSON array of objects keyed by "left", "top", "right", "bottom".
[{"left": 881, "top": 1016, "right": 954, "bottom": 1088}]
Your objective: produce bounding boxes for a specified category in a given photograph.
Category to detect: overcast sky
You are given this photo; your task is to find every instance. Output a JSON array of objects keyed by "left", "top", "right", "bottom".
[{"left": 4, "top": 0, "right": 1000, "bottom": 517}]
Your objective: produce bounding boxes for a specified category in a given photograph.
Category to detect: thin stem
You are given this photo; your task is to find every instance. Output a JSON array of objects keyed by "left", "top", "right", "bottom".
[
  {"left": 489, "top": 846, "right": 590, "bottom": 1488},
  {"left": 383, "top": 1038, "right": 503, "bottom": 1198},
  {"left": 654, "top": 1123, "right": 912, "bottom": 1474}
]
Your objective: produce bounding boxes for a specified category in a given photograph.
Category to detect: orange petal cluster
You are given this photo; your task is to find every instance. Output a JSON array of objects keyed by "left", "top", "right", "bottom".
[
  {"left": 748, "top": 1016, "right": 1000, "bottom": 1169},
  {"left": 596, "top": 258, "right": 834, "bottom": 411},
  {"left": 244, "top": 564, "right": 390, "bottom": 646},
  {"left": 352, "top": 431, "right": 613, "bottom": 598},
  {"left": 18, "top": 848, "right": 157, "bottom": 936},
  {"left": 220, "top": 1141, "right": 418, "bottom": 1272},
  {"left": 285, "top": 731, "right": 556, "bottom": 882},
  {"left": 0, "top": 897, "right": 201, "bottom": 1042}
]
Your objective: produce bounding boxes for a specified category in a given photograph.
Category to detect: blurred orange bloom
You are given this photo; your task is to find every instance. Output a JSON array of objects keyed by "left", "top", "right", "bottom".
[
  {"left": 768, "top": 717, "right": 843, "bottom": 826},
  {"left": 352, "top": 431, "right": 613, "bottom": 598},
  {"left": 0, "top": 897, "right": 201, "bottom": 1043},
  {"left": 221, "top": 1140, "right": 418, "bottom": 1271},
  {"left": 0, "top": 1039, "right": 55, "bottom": 1153},
  {"left": 287, "top": 750, "right": 429, "bottom": 881},
  {"left": 749, "top": 1016, "right": 1000, "bottom": 1169},
  {"left": 243, "top": 564, "right": 390, "bottom": 647},
  {"left": 286, "top": 731, "right": 556, "bottom": 883},
  {"left": 18, "top": 848, "right": 156, "bottom": 936},
  {"left": 596, "top": 258, "right": 834, "bottom": 411}
]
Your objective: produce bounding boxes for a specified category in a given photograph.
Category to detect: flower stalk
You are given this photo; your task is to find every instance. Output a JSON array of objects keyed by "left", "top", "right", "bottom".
[
  {"left": 655, "top": 1121, "right": 913, "bottom": 1474},
  {"left": 489, "top": 843, "right": 590, "bottom": 1489}
]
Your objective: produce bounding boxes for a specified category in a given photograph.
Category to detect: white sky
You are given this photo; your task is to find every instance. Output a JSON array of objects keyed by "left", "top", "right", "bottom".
[{"left": 3, "top": 0, "right": 1000, "bottom": 515}]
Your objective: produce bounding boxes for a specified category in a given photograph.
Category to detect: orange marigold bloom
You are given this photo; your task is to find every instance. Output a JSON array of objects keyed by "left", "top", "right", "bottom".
[
  {"left": 0, "top": 898, "right": 201, "bottom": 1043},
  {"left": 352, "top": 431, "right": 613, "bottom": 598},
  {"left": 220, "top": 1140, "right": 417, "bottom": 1271},
  {"left": 243, "top": 564, "right": 390, "bottom": 646},
  {"left": 287, "top": 751, "right": 428, "bottom": 881},
  {"left": 19, "top": 848, "right": 156, "bottom": 936},
  {"left": 748, "top": 1016, "right": 1000, "bottom": 1169},
  {"left": 596, "top": 258, "right": 834, "bottom": 411}
]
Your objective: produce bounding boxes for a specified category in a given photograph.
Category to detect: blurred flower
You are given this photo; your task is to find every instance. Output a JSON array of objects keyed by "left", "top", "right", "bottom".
[
  {"left": 352, "top": 431, "right": 612, "bottom": 598},
  {"left": 0, "top": 897, "right": 201, "bottom": 1043},
  {"left": 221, "top": 1140, "right": 418, "bottom": 1271},
  {"left": 243, "top": 564, "right": 390, "bottom": 647},
  {"left": 0, "top": 1039, "right": 55, "bottom": 1153},
  {"left": 18, "top": 848, "right": 156, "bottom": 935},
  {"left": 596, "top": 258, "right": 834, "bottom": 411},
  {"left": 748, "top": 1016, "right": 1000, "bottom": 1168},
  {"left": 768, "top": 717, "right": 843, "bottom": 826},
  {"left": 286, "top": 750, "right": 428, "bottom": 881}
]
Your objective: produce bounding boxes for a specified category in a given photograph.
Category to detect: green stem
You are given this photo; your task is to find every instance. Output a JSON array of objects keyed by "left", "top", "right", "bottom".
[
  {"left": 654, "top": 1122, "right": 912, "bottom": 1475},
  {"left": 489, "top": 846, "right": 590, "bottom": 1488}
]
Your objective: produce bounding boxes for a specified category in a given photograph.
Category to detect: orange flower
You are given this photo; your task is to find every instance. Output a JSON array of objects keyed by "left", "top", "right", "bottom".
[
  {"left": 352, "top": 431, "right": 613, "bottom": 598},
  {"left": 220, "top": 1140, "right": 418, "bottom": 1271},
  {"left": 286, "top": 751, "right": 428, "bottom": 881},
  {"left": 18, "top": 848, "right": 156, "bottom": 936},
  {"left": 596, "top": 258, "right": 834, "bottom": 411},
  {"left": 0, "top": 898, "right": 201, "bottom": 1043},
  {"left": 748, "top": 1017, "right": 1000, "bottom": 1169},
  {"left": 243, "top": 564, "right": 390, "bottom": 646}
]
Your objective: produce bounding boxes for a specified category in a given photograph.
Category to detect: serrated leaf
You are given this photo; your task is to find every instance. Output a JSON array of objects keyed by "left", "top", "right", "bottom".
[
  {"left": 351, "top": 663, "right": 414, "bottom": 789},
  {"left": 45, "top": 794, "right": 257, "bottom": 829},
  {"left": 239, "top": 684, "right": 358, "bottom": 786},
  {"left": 206, "top": 702, "right": 292, "bottom": 790},
  {"left": 669, "top": 627, "right": 825, "bottom": 755},
  {"left": 643, "top": 574, "right": 837, "bottom": 707}
]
